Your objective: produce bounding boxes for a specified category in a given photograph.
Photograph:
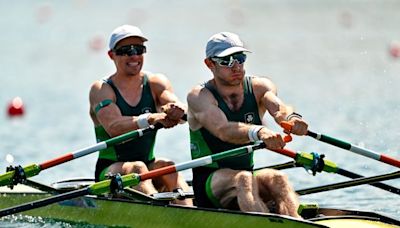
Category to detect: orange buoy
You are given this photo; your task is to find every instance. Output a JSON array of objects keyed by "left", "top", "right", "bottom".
[{"left": 7, "top": 97, "right": 25, "bottom": 117}]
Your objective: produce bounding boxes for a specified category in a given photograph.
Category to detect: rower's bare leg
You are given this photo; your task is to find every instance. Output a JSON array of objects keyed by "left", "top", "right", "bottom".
[
  {"left": 149, "top": 159, "right": 193, "bottom": 206},
  {"left": 256, "top": 169, "right": 301, "bottom": 218},
  {"left": 211, "top": 169, "right": 268, "bottom": 213},
  {"left": 108, "top": 161, "right": 158, "bottom": 195}
]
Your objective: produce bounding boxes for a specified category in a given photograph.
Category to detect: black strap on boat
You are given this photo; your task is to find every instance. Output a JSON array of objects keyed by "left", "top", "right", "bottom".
[
  {"left": 6, "top": 165, "right": 27, "bottom": 189},
  {"left": 108, "top": 173, "right": 124, "bottom": 194},
  {"left": 304, "top": 152, "right": 325, "bottom": 176}
]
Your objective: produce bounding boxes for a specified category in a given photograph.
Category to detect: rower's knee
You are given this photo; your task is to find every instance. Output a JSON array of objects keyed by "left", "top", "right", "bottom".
[
  {"left": 235, "top": 171, "right": 253, "bottom": 190},
  {"left": 272, "top": 171, "right": 289, "bottom": 188},
  {"left": 155, "top": 159, "right": 175, "bottom": 168},
  {"left": 124, "top": 161, "right": 149, "bottom": 174}
]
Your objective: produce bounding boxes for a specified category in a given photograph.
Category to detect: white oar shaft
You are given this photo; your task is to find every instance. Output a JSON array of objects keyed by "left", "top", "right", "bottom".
[
  {"left": 175, "top": 157, "right": 213, "bottom": 171},
  {"left": 350, "top": 144, "right": 381, "bottom": 160},
  {"left": 72, "top": 142, "right": 107, "bottom": 158}
]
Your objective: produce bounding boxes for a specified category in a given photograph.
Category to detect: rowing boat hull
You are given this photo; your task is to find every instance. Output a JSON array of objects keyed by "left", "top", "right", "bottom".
[
  {"left": 1, "top": 182, "right": 399, "bottom": 228},
  {"left": 1, "top": 191, "right": 399, "bottom": 228},
  {"left": 1, "top": 192, "right": 324, "bottom": 227}
]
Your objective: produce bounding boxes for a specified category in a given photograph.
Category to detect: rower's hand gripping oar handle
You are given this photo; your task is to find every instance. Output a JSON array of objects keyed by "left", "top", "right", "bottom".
[
  {"left": 153, "top": 113, "right": 187, "bottom": 130},
  {"left": 281, "top": 121, "right": 309, "bottom": 139},
  {"left": 280, "top": 121, "right": 293, "bottom": 143}
]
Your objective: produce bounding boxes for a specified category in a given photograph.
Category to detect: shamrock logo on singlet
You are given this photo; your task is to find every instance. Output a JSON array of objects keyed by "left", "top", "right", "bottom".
[
  {"left": 190, "top": 142, "right": 201, "bottom": 158},
  {"left": 244, "top": 113, "right": 255, "bottom": 124}
]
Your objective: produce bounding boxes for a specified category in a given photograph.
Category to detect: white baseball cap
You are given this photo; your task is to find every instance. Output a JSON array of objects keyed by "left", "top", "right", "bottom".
[
  {"left": 206, "top": 32, "right": 251, "bottom": 58},
  {"left": 109, "top": 25, "right": 148, "bottom": 50}
]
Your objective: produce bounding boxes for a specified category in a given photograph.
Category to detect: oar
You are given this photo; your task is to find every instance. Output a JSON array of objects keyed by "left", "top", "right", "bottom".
[
  {"left": 254, "top": 161, "right": 297, "bottom": 171},
  {"left": 334, "top": 168, "right": 400, "bottom": 194},
  {"left": 0, "top": 142, "right": 266, "bottom": 217},
  {"left": 187, "top": 161, "right": 297, "bottom": 186},
  {"left": 280, "top": 122, "right": 400, "bottom": 168},
  {"left": 296, "top": 170, "right": 400, "bottom": 195},
  {"left": 268, "top": 147, "right": 338, "bottom": 174},
  {"left": 0, "top": 123, "right": 167, "bottom": 187},
  {"left": 254, "top": 161, "right": 400, "bottom": 195},
  {"left": 267, "top": 146, "right": 400, "bottom": 195}
]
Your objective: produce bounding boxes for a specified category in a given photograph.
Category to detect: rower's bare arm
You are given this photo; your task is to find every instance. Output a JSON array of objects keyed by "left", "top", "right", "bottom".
[
  {"left": 150, "top": 73, "right": 186, "bottom": 121},
  {"left": 251, "top": 77, "right": 292, "bottom": 124},
  {"left": 257, "top": 77, "right": 308, "bottom": 135},
  {"left": 187, "top": 86, "right": 250, "bottom": 144},
  {"left": 263, "top": 91, "right": 294, "bottom": 124},
  {"left": 89, "top": 80, "right": 144, "bottom": 137}
]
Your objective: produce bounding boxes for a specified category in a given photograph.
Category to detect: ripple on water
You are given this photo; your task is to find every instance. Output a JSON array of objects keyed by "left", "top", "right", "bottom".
[{"left": 0, "top": 214, "right": 108, "bottom": 228}]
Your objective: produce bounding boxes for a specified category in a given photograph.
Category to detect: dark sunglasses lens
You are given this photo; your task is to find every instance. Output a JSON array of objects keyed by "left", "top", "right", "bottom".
[
  {"left": 214, "top": 56, "right": 231, "bottom": 66},
  {"left": 214, "top": 53, "right": 246, "bottom": 66},
  {"left": 219, "top": 56, "right": 232, "bottom": 64},
  {"left": 115, "top": 45, "right": 146, "bottom": 56},
  {"left": 232, "top": 53, "right": 246, "bottom": 64},
  {"left": 227, "top": 53, "right": 246, "bottom": 64},
  {"left": 218, "top": 60, "right": 230, "bottom": 66},
  {"left": 115, "top": 46, "right": 129, "bottom": 55}
]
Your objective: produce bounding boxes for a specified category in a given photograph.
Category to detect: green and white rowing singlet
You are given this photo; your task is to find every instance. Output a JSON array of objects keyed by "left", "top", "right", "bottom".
[
  {"left": 94, "top": 74, "right": 157, "bottom": 181},
  {"left": 190, "top": 76, "right": 262, "bottom": 208}
]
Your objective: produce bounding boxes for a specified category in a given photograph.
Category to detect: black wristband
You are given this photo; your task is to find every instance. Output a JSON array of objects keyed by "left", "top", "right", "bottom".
[{"left": 286, "top": 112, "right": 302, "bottom": 121}]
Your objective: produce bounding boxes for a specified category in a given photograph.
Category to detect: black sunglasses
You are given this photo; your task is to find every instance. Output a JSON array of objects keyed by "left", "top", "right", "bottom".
[
  {"left": 113, "top": 44, "right": 146, "bottom": 56},
  {"left": 211, "top": 53, "right": 247, "bottom": 67}
]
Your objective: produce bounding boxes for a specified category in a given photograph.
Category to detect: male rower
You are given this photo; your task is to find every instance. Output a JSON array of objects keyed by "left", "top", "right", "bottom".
[
  {"left": 187, "top": 32, "right": 308, "bottom": 217},
  {"left": 89, "top": 25, "right": 192, "bottom": 206}
]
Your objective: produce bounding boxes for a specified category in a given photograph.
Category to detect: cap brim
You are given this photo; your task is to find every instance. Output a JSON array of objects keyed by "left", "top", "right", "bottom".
[
  {"left": 215, "top": 47, "right": 251, "bottom": 57},
  {"left": 118, "top": 34, "right": 148, "bottom": 43},
  {"left": 110, "top": 34, "right": 148, "bottom": 50}
]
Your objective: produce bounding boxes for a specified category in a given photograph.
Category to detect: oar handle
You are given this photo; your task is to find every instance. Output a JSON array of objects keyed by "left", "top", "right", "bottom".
[
  {"left": 153, "top": 113, "right": 187, "bottom": 130},
  {"left": 280, "top": 121, "right": 293, "bottom": 131},
  {"left": 279, "top": 121, "right": 293, "bottom": 143},
  {"left": 281, "top": 121, "right": 312, "bottom": 140}
]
